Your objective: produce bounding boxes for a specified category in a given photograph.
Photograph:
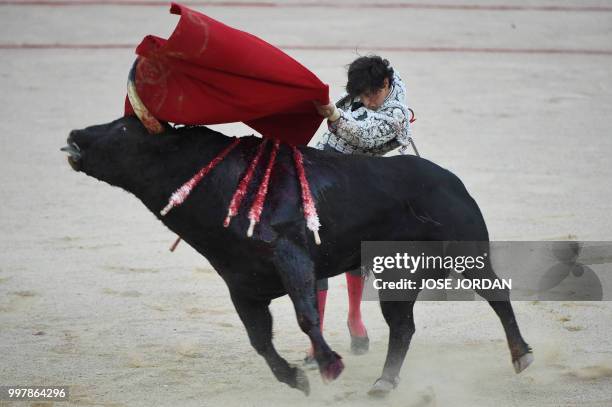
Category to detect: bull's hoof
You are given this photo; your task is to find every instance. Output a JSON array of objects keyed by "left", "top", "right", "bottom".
[
  {"left": 320, "top": 352, "right": 344, "bottom": 383},
  {"left": 513, "top": 351, "right": 534, "bottom": 374},
  {"left": 367, "top": 377, "right": 399, "bottom": 398},
  {"left": 294, "top": 367, "right": 310, "bottom": 396},
  {"left": 350, "top": 334, "right": 370, "bottom": 355}
]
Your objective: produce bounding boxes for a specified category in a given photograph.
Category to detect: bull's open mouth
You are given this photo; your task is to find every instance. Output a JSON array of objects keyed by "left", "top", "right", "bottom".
[{"left": 61, "top": 140, "right": 82, "bottom": 171}]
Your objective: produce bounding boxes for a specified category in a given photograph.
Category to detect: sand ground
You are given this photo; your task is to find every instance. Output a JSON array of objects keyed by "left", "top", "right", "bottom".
[{"left": 1, "top": 1, "right": 612, "bottom": 406}]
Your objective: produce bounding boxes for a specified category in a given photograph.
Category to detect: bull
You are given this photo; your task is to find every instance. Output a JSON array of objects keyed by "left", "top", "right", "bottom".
[{"left": 62, "top": 116, "right": 533, "bottom": 396}]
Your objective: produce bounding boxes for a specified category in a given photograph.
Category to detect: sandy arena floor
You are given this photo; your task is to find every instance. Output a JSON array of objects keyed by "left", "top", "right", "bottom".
[{"left": 1, "top": 0, "right": 612, "bottom": 406}]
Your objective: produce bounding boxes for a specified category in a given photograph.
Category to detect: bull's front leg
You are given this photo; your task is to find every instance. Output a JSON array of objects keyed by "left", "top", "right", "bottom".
[
  {"left": 230, "top": 291, "right": 310, "bottom": 395},
  {"left": 273, "top": 238, "right": 344, "bottom": 382}
]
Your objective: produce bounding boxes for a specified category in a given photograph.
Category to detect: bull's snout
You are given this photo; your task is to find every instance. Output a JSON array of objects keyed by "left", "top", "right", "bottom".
[{"left": 61, "top": 131, "right": 82, "bottom": 171}]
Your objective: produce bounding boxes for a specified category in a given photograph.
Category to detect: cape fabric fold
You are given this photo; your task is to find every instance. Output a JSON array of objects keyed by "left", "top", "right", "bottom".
[{"left": 125, "top": 2, "right": 329, "bottom": 145}]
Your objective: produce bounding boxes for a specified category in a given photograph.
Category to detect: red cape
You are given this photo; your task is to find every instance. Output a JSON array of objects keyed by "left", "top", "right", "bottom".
[{"left": 125, "top": 3, "right": 329, "bottom": 145}]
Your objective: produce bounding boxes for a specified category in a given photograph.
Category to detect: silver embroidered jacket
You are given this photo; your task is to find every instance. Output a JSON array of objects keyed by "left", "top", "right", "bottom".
[{"left": 314, "top": 71, "right": 413, "bottom": 156}]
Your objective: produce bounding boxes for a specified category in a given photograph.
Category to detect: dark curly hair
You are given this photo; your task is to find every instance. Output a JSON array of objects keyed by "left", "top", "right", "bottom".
[{"left": 346, "top": 55, "right": 394, "bottom": 99}]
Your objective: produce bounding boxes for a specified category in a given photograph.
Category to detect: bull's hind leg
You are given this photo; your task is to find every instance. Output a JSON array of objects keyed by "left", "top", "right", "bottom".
[
  {"left": 273, "top": 238, "right": 344, "bottom": 383},
  {"left": 488, "top": 299, "right": 534, "bottom": 373},
  {"left": 449, "top": 242, "right": 534, "bottom": 374},
  {"left": 369, "top": 300, "right": 416, "bottom": 397},
  {"left": 230, "top": 292, "right": 310, "bottom": 395}
]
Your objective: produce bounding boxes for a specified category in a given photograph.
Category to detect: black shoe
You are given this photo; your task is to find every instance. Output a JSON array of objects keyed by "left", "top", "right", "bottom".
[
  {"left": 348, "top": 322, "right": 370, "bottom": 355},
  {"left": 303, "top": 354, "right": 318, "bottom": 370},
  {"left": 350, "top": 334, "right": 370, "bottom": 355}
]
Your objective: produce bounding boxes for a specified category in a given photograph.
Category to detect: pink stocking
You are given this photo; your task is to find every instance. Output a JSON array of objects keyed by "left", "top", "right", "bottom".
[{"left": 346, "top": 272, "right": 367, "bottom": 337}]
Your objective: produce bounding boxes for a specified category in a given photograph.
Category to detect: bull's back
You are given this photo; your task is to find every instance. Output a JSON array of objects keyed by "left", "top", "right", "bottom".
[{"left": 308, "top": 151, "right": 471, "bottom": 225}]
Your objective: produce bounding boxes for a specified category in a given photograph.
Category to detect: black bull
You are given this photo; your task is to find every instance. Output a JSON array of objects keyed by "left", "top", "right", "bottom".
[{"left": 63, "top": 116, "right": 533, "bottom": 396}]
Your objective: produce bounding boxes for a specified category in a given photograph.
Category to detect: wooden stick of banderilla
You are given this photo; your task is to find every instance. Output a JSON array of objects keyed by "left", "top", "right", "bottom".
[
  {"left": 407, "top": 109, "right": 420, "bottom": 157},
  {"left": 409, "top": 137, "right": 420, "bottom": 157},
  {"left": 169, "top": 236, "right": 182, "bottom": 252}
]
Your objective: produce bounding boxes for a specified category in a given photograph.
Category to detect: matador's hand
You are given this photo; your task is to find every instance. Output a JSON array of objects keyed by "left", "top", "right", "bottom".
[{"left": 313, "top": 100, "right": 341, "bottom": 122}]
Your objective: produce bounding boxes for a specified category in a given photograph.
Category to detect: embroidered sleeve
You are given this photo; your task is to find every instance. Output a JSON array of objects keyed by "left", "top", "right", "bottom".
[{"left": 328, "top": 106, "right": 409, "bottom": 150}]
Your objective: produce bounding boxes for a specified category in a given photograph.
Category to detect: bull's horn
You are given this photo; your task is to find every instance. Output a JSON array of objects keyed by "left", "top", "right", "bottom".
[{"left": 127, "top": 59, "right": 164, "bottom": 134}]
